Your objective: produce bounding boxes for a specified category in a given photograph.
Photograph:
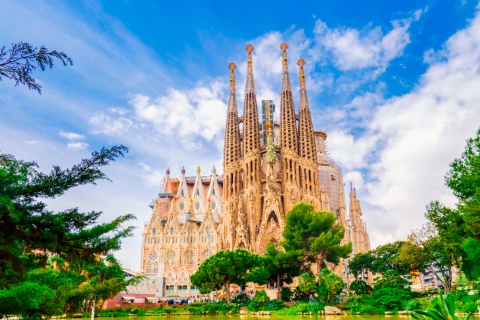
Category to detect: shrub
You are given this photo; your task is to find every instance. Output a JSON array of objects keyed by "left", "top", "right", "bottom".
[
  {"left": 280, "top": 287, "right": 293, "bottom": 301},
  {"left": 249, "top": 290, "right": 270, "bottom": 311},
  {"left": 232, "top": 293, "right": 250, "bottom": 305},
  {"left": 370, "top": 287, "right": 412, "bottom": 311}
]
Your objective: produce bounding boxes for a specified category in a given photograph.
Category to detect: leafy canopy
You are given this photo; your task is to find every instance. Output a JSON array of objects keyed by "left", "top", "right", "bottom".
[
  {"left": 190, "top": 249, "right": 260, "bottom": 302},
  {"left": 0, "top": 146, "right": 136, "bottom": 318},
  {"left": 281, "top": 202, "right": 352, "bottom": 271}
]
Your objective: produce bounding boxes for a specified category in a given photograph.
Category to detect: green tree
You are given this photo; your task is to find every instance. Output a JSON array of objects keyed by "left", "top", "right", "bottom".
[
  {"left": 0, "top": 42, "right": 72, "bottom": 93},
  {"left": 445, "top": 128, "right": 480, "bottom": 280},
  {"left": 406, "top": 206, "right": 464, "bottom": 293},
  {"left": 248, "top": 242, "right": 301, "bottom": 300},
  {"left": 349, "top": 279, "right": 372, "bottom": 295},
  {"left": 297, "top": 272, "right": 317, "bottom": 300},
  {"left": 317, "top": 268, "right": 343, "bottom": 304},
  {"left": 0, "top": 146, "right": 136, "bottom": 318},
  {"left": 281, "top": 202, "right": 352, "bottom": 272},
  {"left": 190, "top": 249, "right": 259, "bottom": 302},
  {"left": 79, "top": 255, "right": 142, "bottom": 319},
  {"left": 348, "top": 241, "right": 413, "bottom": 278}
]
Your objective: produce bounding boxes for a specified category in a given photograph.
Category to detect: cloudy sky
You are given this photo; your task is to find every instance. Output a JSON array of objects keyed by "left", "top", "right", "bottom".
[{"left": 1, "top": 0, "right": 479, "bottom": 270}]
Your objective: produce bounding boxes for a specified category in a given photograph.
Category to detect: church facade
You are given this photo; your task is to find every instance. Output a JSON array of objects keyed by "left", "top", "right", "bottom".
[{"left": 138, "top": 43, "right": 370, "bottom": 297}]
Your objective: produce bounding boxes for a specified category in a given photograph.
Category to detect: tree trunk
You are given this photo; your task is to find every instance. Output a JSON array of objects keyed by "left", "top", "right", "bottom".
[
  {"left": 91, "top": 299, "right": 95, "bottom": 320},
  {"left": 276, "top": 273, "right": 281, "bottom": 300},
  {"left": 225, "top": 280, "right": 231, "bottom": 302}
]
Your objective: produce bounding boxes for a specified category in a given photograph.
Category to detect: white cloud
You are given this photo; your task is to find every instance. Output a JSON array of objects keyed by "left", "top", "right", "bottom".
[
  {"left": 313, "top": 13, "right": 418, "bottom": 72},
  {"left": 129, "top": 81, "right": 227, "bottom": 144},
  {"left": 355, "top": 7, "right": 480, "bottom": 247},
  {"left": 67, "top": 142, "right": 89, "bottom": 150},
  {"left": 90, "top": 108, "right": 134, "bottom": 135},
  {"left": 59, "top": 131, "right": 85, "bottom": 141}
]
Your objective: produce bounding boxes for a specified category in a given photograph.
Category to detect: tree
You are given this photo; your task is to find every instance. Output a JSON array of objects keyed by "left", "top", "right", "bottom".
[
  {"left": 348, "top": 252, "right": 375, "bottom": 279},
  {"left": 296, "top": 272, "right": 317, "bottom": 300},
  {"left": 190, "top": 249, "right": 259, "bottom": 302},
  {"left": 445, "top": 128, "right": 480, "bottom": 280},
  {"left": 0, "top": 146, "right": 136, "bottom": 318},
  {"left": 0, "top": 42, "right": 72, "bottom": 93},
  {"left": 348, "top": 241, "right": 413, "bottom": 278},
  {"left": 248, "top": 242, "right": 301, "bottom": 300},
  {"left": 317, "top": 268, "right": 344, "bottom": 304},
  {"left": 79, "top": 255, "right": 142, "bottom": 320},
  {"left": 281, "top": 202, "right": 352, "bottom": 272},
  {"left": 405, "top": 205, "right": 465, "bottom": 293}
]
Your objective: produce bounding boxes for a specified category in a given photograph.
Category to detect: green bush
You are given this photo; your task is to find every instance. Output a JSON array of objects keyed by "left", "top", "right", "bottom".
[
  {"left": 232, "top": 293, "right": 250, "bottom": 305},
  {"left": 370, "top": 287, "right": 412, "bottom": 310},
  {"left": 281, "top": 287, "right": 293, "bottom": 301},
  {"left": 249, "top": 290, "right": 270, "bottom": 311},
  {"left": 266, "top": 299, "right": 286, "bottom": 310},
  {"left": 403, "top": 299, "right": 421, "bottom": 311}
]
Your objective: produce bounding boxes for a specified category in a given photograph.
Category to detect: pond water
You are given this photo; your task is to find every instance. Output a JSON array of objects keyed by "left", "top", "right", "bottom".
[{"left": 106, "top": 316, "right": 480, "bottom": 320}]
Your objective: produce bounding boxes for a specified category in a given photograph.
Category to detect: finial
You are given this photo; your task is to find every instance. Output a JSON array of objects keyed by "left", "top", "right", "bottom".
[
  {"left": 297, "top": 58, "right": 306, "bottom": 84},
  {"left": 228, "top": 62, "right": 236, "bottom": 94},
  {"left": 196, "top": 166, "right": 201, "bottom": 174},
  {"left": 166, "top": 167, "right": 170, "bottom": 175},
  {"left": 212, "top": 165, "right": 216, "bottom": 174},
  {"left": 181, "top": 166, "right": 185, "bottom": 175},
  {"left": 246, "top": 44, "right": 254, "bottom": 68},
  {"left": 280, "top": 43, "right": 289, "bottom": 71}
]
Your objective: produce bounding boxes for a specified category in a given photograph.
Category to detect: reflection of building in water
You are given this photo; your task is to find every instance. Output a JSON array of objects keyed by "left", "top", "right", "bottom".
[{"left": 139, "top": 43, "right": 371, "bottom": 297}]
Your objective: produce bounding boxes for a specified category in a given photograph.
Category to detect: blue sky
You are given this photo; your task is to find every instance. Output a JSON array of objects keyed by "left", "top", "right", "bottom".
[{"left": 1, "top": 0, "right": 480, "bottom": 270}]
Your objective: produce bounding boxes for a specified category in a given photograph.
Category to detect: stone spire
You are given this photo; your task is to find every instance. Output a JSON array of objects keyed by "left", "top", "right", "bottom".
[
  {"left": 224, "top": 63, "right": 242, "bottom": 165},
  {"left": 245, "top": 44, "right": 256, "bottom": 93},
  {"left": 243, "top": 44, "right": 261, "bottom": 154},
  {"left": 297, "top": 58, "right": 318, "bottom": 161},
  {"left": 279, "top": 43, "right": 298, "bottom": 154},
  {"left": 227, "top": 62, "right": 237, "bottom": 111}
]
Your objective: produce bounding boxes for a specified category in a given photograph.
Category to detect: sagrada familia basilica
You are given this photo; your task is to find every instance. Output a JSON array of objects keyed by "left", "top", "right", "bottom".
[{"left": 137, "top": 43, "right": 370, "bottom": 297}]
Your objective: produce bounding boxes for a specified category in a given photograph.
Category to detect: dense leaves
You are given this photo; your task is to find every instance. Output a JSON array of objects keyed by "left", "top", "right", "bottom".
[
  {"left": 0, "top": 146, "right": 136, "bottom": 318},
  {"left": 190, "top": 249, "right": 259, "bottom": 302},
  {"left": 281, "top": 202, "right": 352, "bottom": 271},
  {"left": 0, "top": 42, "right": 72, "bottom": 93}
]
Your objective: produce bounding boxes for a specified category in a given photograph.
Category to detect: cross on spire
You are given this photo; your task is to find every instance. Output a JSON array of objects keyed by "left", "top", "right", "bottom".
[{"left": 280, "top": 42, "right": 289, "bottom": 51}]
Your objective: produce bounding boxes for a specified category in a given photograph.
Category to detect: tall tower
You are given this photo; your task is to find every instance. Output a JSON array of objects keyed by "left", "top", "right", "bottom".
[
  {"left": 241, "top": 44, "right": 262, "bottom": 249},
  {"left": 297, "top": 58, "right": 323, "bottom": 210},
  {"left": 279, "top": 43, "right": 301, "bottom": 211},
  {"left": 221, "top": 63, "right": 242, "bottom": 250}
]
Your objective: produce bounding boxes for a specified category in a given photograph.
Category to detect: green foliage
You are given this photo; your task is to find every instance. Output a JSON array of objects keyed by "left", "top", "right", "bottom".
[
  {"left": 280, "top": 287, "right": 293, "bottom": 301},
  {"left": 232, "top": 293, "right": 250, "bottom": 305},
  {"left": 452, "top": 288, "right": 480, "bottom": 314},
  {"left": 0, "top": 146, "right": 136, "bottom": 318},
  {"left": 276, "top": 300, "right": 324, "bottom": 315},
  {"left": 190, "top": 249, "right": 260, "bottom": 301},
  {"left": 411, "top": 293, "right": 470, "bottom": 320},
  {"left": 282, "top": 202, "right": 352, "bottom": 271},
  {"left": 349, "top": 279, "right": 372, "bottom": 295},
  {"left": 444, "top": 128, "right": 480, "bottom": 280},
  {"left": 0, "top": 42, "right": 72, "bottom": 93},
  {"left": 317, "top": 268, "right": 343, "bottom": 304},
  {"left": 249, "top": 290, "right": 270, "bottom": 311},
  {"left": 370, "top": 287, "right": 412, "bottom": 311},
  {"left": 248, "top": 242, "right": 300, "bottom": 293},
  {"left": 297, "top": 272, "right": 316, "bottom": 298},
  {"left": 403, "top": 299, "right": 422, "bottom": 311}
]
